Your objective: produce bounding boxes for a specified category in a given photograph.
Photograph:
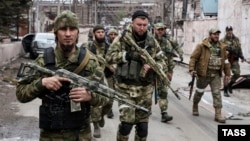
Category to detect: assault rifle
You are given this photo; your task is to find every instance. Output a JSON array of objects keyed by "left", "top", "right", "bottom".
[
  {"left": 17, "top": 62, "right": 151, "bottom": 114},
  {"left": 123, "top": 35, "right": 181, "bottom": 100},
  {"left": 188, "top": 71, "right": 196, "bottom": 100}
]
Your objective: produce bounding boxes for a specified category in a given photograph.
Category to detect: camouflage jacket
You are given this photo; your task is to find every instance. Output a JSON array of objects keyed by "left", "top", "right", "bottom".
[
  {"left": 105, "top": 25, "right": 167, "bottom": 85},
  {"left": 220, "top": 34, "right": 244, "bottom": 61},
  {"left": 189, "top": 38, "right": 230, "bottom": 77},
  {"left": 16, "top": 46, "right": 108, "bottom": 107},
  {"left": 156, "top": 35, "right": 183, "bottom": 72},
  {"left": 83, "top": 40, "right": 109, "bottom": 71},
  {"left": 164, "top": 35, "right": 183, "bottom": 57}
]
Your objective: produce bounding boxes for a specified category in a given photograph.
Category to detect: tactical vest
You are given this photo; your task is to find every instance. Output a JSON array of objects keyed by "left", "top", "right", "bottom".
[
  {"left": 208, "top": 45, "right": 222, "bottom": 71},
  {"left": 116, "top": 32, "right": 155, "bottom": 86},
  {"left": 84, "top": 41, "right": 114, "bottom": 78},
  {"left": 39, "top": 47, "right": 90, "bottom": 130}
]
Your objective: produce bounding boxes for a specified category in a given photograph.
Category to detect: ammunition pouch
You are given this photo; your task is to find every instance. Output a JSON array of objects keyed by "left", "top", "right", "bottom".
[
  {"left": 208, "top": 56, "right": 221, "bottom": 70},
  {"left": 39, "top": 85, "right": 90, "bottom": 130},
  {"left": 116, "top": 60, "right": 154, "bottom": 86}
]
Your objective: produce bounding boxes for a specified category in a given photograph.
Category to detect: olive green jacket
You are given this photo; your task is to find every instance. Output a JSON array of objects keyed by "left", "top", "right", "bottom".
[{"left": 189, "top": 38, "right": 231, "bottom": 77}]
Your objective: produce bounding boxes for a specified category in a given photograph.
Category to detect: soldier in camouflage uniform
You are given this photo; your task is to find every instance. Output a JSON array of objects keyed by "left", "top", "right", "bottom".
[
  {"left": 107, "top": 28, "right": 119, "bottom": 45},
  {"left": 105, "top": 10, "right": 167, "bottom": 141},
  {"left": 88, "top": 28, "right": 93, "bottom": 41},
  {"left": 220, "top": 26, "right": 246, "bottom": 97},
  {"left": 189, "top": 28, "right": 231, "bottom": 123},
  {"left": 106, "top": 28, "right": 119, "bottom": 119},
  {"left": 16, "top": 10, "right": 108, "bottom": 141},
  {"left": 82, "top": 24, "right": 113, "bottom": 138},
  {"left": 153, "top": 22, "right": 184, "bottom": 122}
]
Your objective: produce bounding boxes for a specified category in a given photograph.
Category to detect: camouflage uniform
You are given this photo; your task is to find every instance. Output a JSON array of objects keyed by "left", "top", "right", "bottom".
[
  {"left": 83, "top": 25, "right": 113, "bottom": 138},
  {"left": 105, "top": 23, "right": 166, "bottom": 141},
  {"left": 88, "top": 28, "right": 93, "bottom": 41},
  {"left": 189, "top": 28, "right": 230, "bottom": 123},
  {"left": 220, "top": 26, "right": 245, "bottom": 95},
  {"left": 106, "top": 28, "right": 119, "bottom": 118},
  {"left": 16, "top": 10, "right": 108, "bottom": 141},
  {"left": 154, "top": 23, "right": 183, "bottom": 122}
]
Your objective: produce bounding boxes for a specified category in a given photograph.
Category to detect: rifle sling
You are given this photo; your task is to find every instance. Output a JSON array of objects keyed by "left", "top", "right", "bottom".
[{"left": 74, "top": 49, "right": 90, "bottom": 74}]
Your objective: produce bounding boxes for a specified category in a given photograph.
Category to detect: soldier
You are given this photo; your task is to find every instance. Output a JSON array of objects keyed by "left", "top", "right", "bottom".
[
  {"left": 189, "top": 28, "right": 231, "bottom": 123},
  {"left": 153, "top": 22, "right": 184, "bottom": 122},
  {"left": 82, "top": 24, "right": 112, "bottom": 138},
  {"left": 88, "top": 28, "right": 93, "bottom": 41},
  {"left": 220, "top": 26, "right": 246, "bottom": 97},
  {"left": 106, "top": 28, "right": 119, "bottom": 119},
  {"left": 15, "top": 10, "right": 108, "bottom": 141},
  {"left": 107, "top": 28, "right": 119, "bottom": 45},
  {"left": 105, "top": 10, "right": 166, "bottom": 141}
]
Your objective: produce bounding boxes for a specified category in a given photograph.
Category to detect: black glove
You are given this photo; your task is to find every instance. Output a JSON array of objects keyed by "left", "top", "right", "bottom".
[{"left": 125, "top": 52, "right": 140, "bottom": 61}]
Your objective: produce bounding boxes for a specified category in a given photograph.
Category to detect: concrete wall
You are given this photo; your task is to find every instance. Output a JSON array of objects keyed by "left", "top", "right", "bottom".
[
  {"left": 182, "top": 0, "right": 250, "bottom": 58},
  {"left": 183, "top": 19, "right": 217, "bottom": 55},
  {"left": 218, "top": 0, "right": 250, "bottom": 58},
  {"left": 0, "top": 42, "right": 25, "bottom": 67}
]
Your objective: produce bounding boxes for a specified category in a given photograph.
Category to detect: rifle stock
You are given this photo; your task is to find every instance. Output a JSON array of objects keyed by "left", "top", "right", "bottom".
[
  {"left": 17, "top": 62, "right": 151, "bottom": 114},
  {"left": 123, "top": 35, "right": 181, "bottom": 100}
]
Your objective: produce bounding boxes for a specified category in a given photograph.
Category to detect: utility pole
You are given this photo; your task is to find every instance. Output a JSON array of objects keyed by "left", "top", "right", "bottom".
[
  {"left": 94, "top": 0, "right": 97, "bottom": 25},
  {"left": 57, "top": 0, "right": 60, "bottom": 16},
  {"left": 170, "top": 0, "right": 175, "bottom": 37}
]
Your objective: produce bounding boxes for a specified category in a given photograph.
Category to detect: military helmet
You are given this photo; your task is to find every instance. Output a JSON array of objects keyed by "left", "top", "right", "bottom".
[{"left": 53, "top": 10, "right": 79, "bottom": 32}]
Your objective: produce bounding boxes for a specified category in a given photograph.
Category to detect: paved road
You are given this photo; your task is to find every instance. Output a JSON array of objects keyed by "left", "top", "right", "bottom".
[
  {"left": 0, "top": 56, "right": 247, "bottom": 141},
  {"left": 0, "top": 31, "right": 249, "bottom": 141}
]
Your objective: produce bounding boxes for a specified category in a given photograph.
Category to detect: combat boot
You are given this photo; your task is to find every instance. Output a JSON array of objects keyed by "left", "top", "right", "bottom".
[
  {"left": 161, "top": 112, "right": 173, "bottom": 122},
  {"left": 227, "top": 81, "right": 234, "bottom": 94},
  {"left": 214, "top": 108, "right": 226, "bottom": 123},
  {"left": 93, "top": 122, "right": 101, "bottom": 138},
  {"left": 192, "top": 91, "right": 203, "bottom": 116},
  {"left": 192, "top": 104, "right": 199, "bottom": 116},
  {"left": 107, "top": 109, "right": 114, "bottom": 118},
  {"left": 223, "top": 86, "right": 230, "bottom": 97},
  {"left": 99, "top": 115, "right": 105, "bottom": 128}
]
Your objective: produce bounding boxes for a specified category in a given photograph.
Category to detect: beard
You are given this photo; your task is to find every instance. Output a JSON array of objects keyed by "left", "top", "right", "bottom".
[
  {"left": 60, "top": 43, "right": 74, "bottom": 53},
  {"left": 95, "top": 36, "right": 105, "bottom": 43}
]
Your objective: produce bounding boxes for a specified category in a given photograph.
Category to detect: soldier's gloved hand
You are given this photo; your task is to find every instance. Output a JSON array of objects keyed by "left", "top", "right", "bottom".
[
  {"left": 180, "top": 55, "right": 183, "bottom": 62},
  {"left": 126, "top": 52, "right": 140, "bottom": 61}
]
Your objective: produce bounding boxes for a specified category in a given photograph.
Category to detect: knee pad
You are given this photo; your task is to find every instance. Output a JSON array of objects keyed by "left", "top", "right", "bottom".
[
  {"left": 136, "top": 122, "right": 148, "bottom": 138},
  {"left": 119, "top": 122, "right": 133, "bottom": 136}
]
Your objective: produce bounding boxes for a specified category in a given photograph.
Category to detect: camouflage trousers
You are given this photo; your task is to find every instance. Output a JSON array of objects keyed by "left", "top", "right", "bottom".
[
  {"left": 157, "top": 84, "right": 169, "bottom": 113},
  {"left": 194, "top": 73, "right": 222, "bottom": 108},
  {"left": 90, "top": 106, "right": 102, "bottom": 122},
  {"left": 114, "top": 83, "right": 153, "bottom": 141},
  {"left": 40, "top": 121, "right": 92, "bottom": 141},
  {"left": 91, "top": 77, "right": 113, "bottom": 122},
  {"left": 230, "top": 61, "right": 241, "bottom": 82}
]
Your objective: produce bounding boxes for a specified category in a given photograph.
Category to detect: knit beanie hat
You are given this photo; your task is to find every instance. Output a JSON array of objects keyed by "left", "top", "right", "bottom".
[
  {"left": 93, "top": 25, "right": 105, "bottom": 33},
  {"left": 132, "top": 10, "right": 149, "bottom": 21},
  {"left": 53, "top": 10, "right": 79, "bottom": 32},
  {"left": 108, "top": 28, "right": 118, "bottom": 35}
]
